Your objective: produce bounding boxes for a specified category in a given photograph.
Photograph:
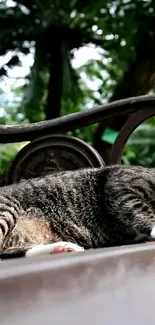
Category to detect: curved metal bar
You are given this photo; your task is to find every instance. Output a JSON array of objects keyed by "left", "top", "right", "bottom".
[
  {"left": 0, "top": 95, "right": 155, "bottom": 143},
  {"left": 109, "top": 107, "right": 155, "bottom": 164}
]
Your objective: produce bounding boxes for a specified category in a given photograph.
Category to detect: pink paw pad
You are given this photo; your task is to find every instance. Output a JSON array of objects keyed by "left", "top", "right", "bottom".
[{"left": 54, "top": 246, "right": 75, "bottom": 253}]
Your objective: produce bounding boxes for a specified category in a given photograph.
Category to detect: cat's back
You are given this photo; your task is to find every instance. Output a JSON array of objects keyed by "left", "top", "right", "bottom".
[
  {"left": 105, "top": 164, "right": 155, "bottom": 184},
  {"left": 0, "top": 168, "right": 104, "bottom": 208},
  {"left": 102, "top": 165, "right": 155, "bottom": 202},
  {"left": 1, "top": 164, "right": 155, "bottom": 197}
]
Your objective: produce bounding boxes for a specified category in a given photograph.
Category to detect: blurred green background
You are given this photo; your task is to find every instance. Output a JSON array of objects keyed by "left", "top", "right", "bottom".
[{"left": 1, "top": 0, "right": 155, "bottom": 180}]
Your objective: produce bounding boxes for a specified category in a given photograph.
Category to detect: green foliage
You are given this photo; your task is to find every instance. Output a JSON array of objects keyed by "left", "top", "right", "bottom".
[
  {"left": 67, "top": 124, "right": 98, "bottom": 145},
  {"left": 0, "top": 0, "right": 155, "bottom": 176},
  {"left": 0, "top": 0, "right": 155, "bottom": 117},
  {"left": 0, "top": 142, "right": 28, "bottom": 180},
  {"left": 122, "top": 119, "right": 155, "bottom": 167}
]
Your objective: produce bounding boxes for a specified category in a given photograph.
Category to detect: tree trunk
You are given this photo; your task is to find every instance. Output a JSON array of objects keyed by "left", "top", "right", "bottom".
[
  {"left": 93, "top": 32, "right": 155, "bottom": 163},
  {"left": 45, "top": 38, "right": 63, "bottom": 120}
]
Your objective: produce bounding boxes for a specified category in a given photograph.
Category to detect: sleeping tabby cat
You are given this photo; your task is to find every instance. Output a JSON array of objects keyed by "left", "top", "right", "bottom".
[{"left": 0, "top": 164, "right": 155, "bottom": 259}]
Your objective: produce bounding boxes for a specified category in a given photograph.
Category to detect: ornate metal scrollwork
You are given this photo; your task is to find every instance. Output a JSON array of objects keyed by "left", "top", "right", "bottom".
[{"left": 6, "top": 134, "right": 105, "bottom": 184}]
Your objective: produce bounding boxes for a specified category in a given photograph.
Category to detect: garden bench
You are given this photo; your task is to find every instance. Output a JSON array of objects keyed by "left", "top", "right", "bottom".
[{"left": 1, "top": 95, "right": 155, "bottom": 325}]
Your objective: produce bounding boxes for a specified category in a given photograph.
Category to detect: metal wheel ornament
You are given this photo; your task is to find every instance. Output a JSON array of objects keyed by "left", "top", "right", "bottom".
[{"left": 7, "top": 134, "right": 105, "bottom": 184}]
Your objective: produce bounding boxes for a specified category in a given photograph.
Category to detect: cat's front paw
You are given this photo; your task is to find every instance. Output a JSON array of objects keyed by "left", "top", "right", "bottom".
[{"left": 26, "top": 242, "right": 84, "bottom": 257}]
